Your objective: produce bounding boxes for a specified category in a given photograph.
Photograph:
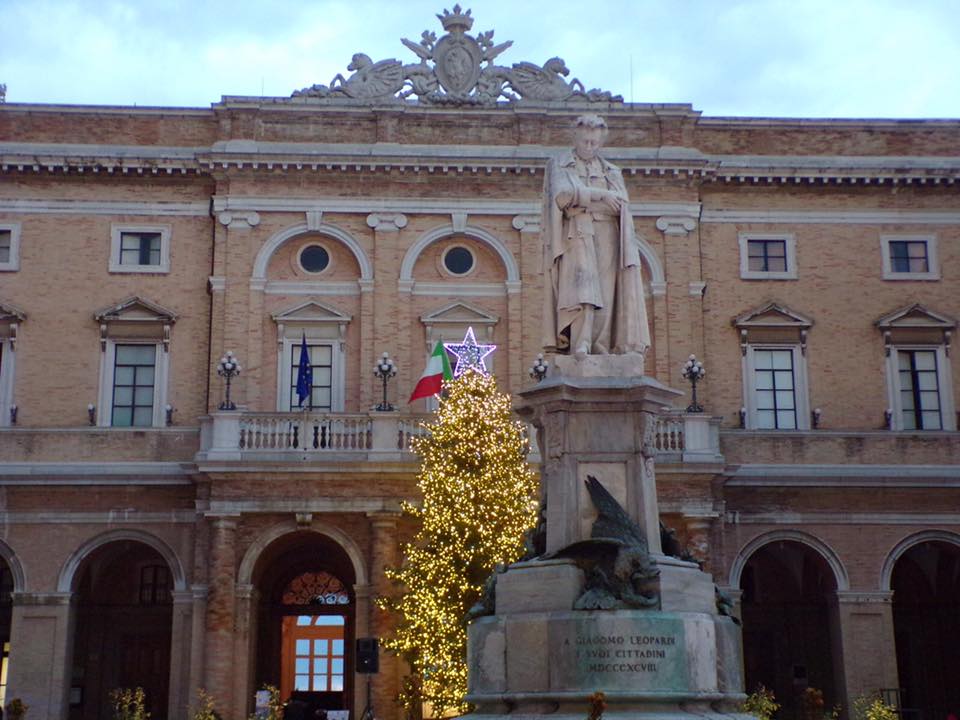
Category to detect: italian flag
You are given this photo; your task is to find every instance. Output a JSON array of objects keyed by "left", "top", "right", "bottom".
[{"left": 408, "top": 341, "right": 454, "bottom": 402}]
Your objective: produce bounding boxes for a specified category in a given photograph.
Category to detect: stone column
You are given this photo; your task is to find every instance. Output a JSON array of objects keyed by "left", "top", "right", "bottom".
[
  {"left": 169, "top": 590, "right": 196, "bottom": 720},
  {"left": 232, "top": 583, "right": 258, "bottom": 719},
  {"left": 6, "top": 592, "right": 75, "bottom": 720},
  {"left": 204, "top": 515, "right": 239, "bottom": 717},
  {"left": 834, "top": 591, "right": 900, "bottom": 708},
  {"left": 368, "top": 512, "right": 401, "bottom": 720},
  {"left": 187, "top": 584, "right": 209, "bottom": 718},
  {"left": 353, "top": 583, "right": 372, "bottom": 717}
]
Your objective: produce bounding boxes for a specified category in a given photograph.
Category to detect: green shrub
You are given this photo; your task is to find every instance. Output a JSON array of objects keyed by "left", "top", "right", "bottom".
[
  {"left": 192, "top": 689, "right": 221, "bottom": 720},
  {"left": 742, "top": 685, "right": 780, "bottom": 720},
  {"left": 852, "top": 695, "right": 898, "bottom": 720},
  {"left": 110, "top": 688, "right": 149, "bottom": 720}
]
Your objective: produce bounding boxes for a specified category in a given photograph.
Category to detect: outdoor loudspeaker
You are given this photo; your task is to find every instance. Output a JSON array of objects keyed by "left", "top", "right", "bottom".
[{"left": 356, "top": 637, "right": 380, "bottom": 674}]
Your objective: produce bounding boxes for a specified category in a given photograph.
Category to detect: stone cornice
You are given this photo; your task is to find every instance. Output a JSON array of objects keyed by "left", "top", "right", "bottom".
[{"left": 1, "top": 137, "right": 958, "bottom": 185}]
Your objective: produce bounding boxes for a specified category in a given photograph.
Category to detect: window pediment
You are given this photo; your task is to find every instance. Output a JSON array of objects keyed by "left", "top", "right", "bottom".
[
  {"left": 272, "top": 300, "right": 352, "bottom": 343},
  {"left": 876, "top": 303, "right": 956, "bottom": 356},
  {"left": 733, "top": 302, "right": 813, "bottom": 355},
  {"left": 94, "top": 296, "right": 177, "bottom": 352},
  {"left": 420, "top": 300, "right": 499, "bottom": 327}
]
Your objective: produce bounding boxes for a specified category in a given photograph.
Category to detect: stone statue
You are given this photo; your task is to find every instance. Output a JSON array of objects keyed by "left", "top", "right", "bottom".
[{"left": 541, "top": 115, "right": 651, "bottom": 356}]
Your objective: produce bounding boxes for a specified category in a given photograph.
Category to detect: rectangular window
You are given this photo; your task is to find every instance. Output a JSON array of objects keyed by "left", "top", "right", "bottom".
[
  {"left": 881, "top": 235, "right": 938, "bottom": 280},
  {"left": 888, "top": 240, "right": 928, "bottom": 274},
  {"left": 747, "top": 239, "right": 787, "bottom": 273},
  {"left": 289, "top": 344, "right": 333, "bottom": 411},
  {"left": 739, "top": 233, "right": 796, "bottom": 279},
  {"left": 138, "top": 564, "right": 171, "bottom": 605},
  {"left": 0, "top": 223, "right": 21, "bottom": 271},
  {"left": 119, "top": 232, "right": 162, "bottom": 267},
  {"left": 112, "top": 344, "right": 156, "bottom": 427},
  {"left": 752, "top": 348, "right": 798, "bottom": 429},
  {"left": 109, "top": 224, "right": 170, "bottom": 273},
  {"left": 898, "top": 350, "right": 942, "bottom": 430}
]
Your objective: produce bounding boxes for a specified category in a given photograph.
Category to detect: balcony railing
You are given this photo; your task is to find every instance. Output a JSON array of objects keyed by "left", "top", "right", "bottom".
[
  {"left": 199, "top": 410, "right": 720, "bottom": 465},
  {"left": 199, "top": 411, "right": 431, "bottom": 461},
  {"left": 651, "top": 412, "right": 724, "bottom": 464}
]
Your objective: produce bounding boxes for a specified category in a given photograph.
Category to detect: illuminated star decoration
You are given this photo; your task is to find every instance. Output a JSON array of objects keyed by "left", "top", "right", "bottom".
[{"left": 443, "top": 326, "right": 496, "bottom": 377}]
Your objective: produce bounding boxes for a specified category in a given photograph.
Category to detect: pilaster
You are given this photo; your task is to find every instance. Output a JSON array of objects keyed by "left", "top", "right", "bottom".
[
  {"left": 834, "top": 590, "right": 900, "bottom": 708},
  {"left": 6, "top": 592, "right": 75, "bottom": 720},
  {"left": 204, "top": 515, "right": 239, "bottom": 718},
  {"left": 368, "top": 512, "right": 401, "bottom": 720},
  {"left": 366, "top": 213, "right": 405, "bottom": 409}
]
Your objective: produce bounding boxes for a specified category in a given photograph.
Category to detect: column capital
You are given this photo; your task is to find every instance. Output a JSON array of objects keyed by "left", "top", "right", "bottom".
[
  {"left": 217, "top": 210, "right": 260, "bottom": 229},
  {"left": 512, "top": 214, "right": 541, "bottom": 233},
  {"left": 11, "top": 591, "right": 73, "bottom": 606},
  {"left": 656, "top": 215, "right": 697, "bottom": 236},
  {"left": 366, "top": 212, "right": 408, "bottom": 232},
  {"left": 367, "top": 510, "right": 402, "bottom": 529},
  {"left": 353, "top": 583, "right": 373, "bottom": 600},
  {"left": 836, "top": 590, "right": 894, "bottom": 605},
  {"left": 209, "top": 514, "right": 240, "bottom": 530}
]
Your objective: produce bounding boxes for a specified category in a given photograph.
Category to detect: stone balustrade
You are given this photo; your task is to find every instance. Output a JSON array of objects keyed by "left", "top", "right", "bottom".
[
  {"left": 198, "top": 411, "right": 432, "bottom": 462},
  {"left": 652, "top": 412, "right": 724, "bottom": 464}
]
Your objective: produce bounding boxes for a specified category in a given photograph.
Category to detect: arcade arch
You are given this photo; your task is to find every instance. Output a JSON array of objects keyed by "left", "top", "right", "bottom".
[
  {"left": 734, "top": 532, "right": 846, "bottom": 714},
  {"left": 235, "top": 523, "right": 369, "bottom": 717},
  {"left": 68, "top": 538, "right": 178, "bottom": 720},
  {"left": 884, "top": 531, "right": 960, "bottom": 719}
]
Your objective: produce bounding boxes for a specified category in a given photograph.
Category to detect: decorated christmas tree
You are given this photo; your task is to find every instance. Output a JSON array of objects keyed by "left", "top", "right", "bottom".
[{"left": 380, "top": 368, "right": 538, "bottom": 717}]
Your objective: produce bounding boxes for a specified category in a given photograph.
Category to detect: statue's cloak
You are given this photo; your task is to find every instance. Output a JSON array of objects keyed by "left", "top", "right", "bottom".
[{"left": 540, "top": 149, "right": 651, "bottom": 354}]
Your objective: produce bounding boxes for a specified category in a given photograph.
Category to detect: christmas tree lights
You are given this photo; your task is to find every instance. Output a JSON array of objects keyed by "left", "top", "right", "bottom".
[{"left": 378, "top": 370, "right": 538, "bottom": 717}]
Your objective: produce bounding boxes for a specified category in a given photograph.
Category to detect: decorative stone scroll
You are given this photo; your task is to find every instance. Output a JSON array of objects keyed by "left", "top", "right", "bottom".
[{"left": 292, "top": 6, "right": 623, "bottom": 106}]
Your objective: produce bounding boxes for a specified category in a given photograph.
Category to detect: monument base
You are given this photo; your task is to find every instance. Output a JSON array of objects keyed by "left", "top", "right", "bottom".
[{"left": 467, "top": 605, "right": 746, "bottom": 716}]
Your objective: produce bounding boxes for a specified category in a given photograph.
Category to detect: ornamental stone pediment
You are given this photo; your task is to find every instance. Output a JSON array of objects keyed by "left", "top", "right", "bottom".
[
  {"left": 733, "top": 301, "right": 813, "bottom": 356},
  {"left": 733, "top": 302, "right": 813, "bottom": 330},
  {"left": 271, "top": 300, "right": 353, "bottom": 325},
  {"left": 292, "top": 5, "right": 622, "bottom": 107},
  {"left": 875, "top": 303, "right": 956, "bottom": 331},
  {"left": 420, "top": 300, "right": 499, "bottom": 326},
  {"left": 94, "top": 296, "right": 177, "bottom": 351},
  {"left": 94, "top": 296, "right": 177, "bottom": 324}
]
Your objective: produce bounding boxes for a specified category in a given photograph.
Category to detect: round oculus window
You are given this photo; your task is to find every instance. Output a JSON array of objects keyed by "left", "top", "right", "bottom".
[
  {"left": 443, "top": 246, "right": 474, "bottom": 275},
  {"left": 299, "top": 245, "right": 330, "bottom": 273}
]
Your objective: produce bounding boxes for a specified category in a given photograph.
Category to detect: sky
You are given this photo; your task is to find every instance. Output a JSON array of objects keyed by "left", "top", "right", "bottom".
[{"left": 1, "top": 0, "right": 959, "bottom": 119}]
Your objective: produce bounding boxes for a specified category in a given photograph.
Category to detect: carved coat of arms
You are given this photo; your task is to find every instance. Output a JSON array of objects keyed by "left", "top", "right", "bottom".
[{"left": 292, "top": 5, "right": 623, "bottom": 106}]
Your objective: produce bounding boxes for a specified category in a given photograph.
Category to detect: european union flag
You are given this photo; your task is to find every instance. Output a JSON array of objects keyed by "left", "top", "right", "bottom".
[{"left": 295, "top": 334, "right": 313, "bottom": 408}]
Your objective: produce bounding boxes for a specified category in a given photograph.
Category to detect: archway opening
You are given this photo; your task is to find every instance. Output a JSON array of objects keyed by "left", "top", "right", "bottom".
[
  {"left": 68, "top": 541, "right": 173, "bottom": 720},
  {"left": 891, "top": 540, "right": 960, "bottom": 720},
  {"left": 253, "top": 531, "right": 358, "bottom": 719},
  {"left": 740, "top": 540, "right": 840, "bottom": 717}
]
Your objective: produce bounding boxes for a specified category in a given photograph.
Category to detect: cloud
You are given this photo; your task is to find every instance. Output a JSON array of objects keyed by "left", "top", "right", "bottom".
[{"left": 0, "top": 0, "right": 957, "bottom": 117}]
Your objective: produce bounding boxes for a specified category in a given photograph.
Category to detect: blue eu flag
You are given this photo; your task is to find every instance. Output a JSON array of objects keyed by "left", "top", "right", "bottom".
[{"left": 295, "top": 334, "right": 313, "bottom": 408}]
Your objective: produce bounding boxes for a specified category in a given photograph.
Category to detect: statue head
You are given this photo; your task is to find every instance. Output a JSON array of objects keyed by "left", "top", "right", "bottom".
[{"left": 573, "top": 114, "right": 608, "bottom": 161}]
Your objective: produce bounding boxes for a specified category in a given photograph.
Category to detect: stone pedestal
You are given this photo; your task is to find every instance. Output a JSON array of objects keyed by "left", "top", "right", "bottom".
[
  {"left": 465, "top": 368, "right": 749, "bottom": 720},
  {"left": 517, "top": 366, "right": 680, "bottom": 555}
]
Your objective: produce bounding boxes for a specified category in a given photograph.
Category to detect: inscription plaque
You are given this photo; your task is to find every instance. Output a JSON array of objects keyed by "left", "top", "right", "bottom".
[{"left": 548, "top": 614, "right": 689, "bottom": 692}]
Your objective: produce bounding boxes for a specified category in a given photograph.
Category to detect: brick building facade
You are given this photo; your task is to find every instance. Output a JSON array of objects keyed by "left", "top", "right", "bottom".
[{"left": 1, "top": 12, "right": 959, "bottom": 720}]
